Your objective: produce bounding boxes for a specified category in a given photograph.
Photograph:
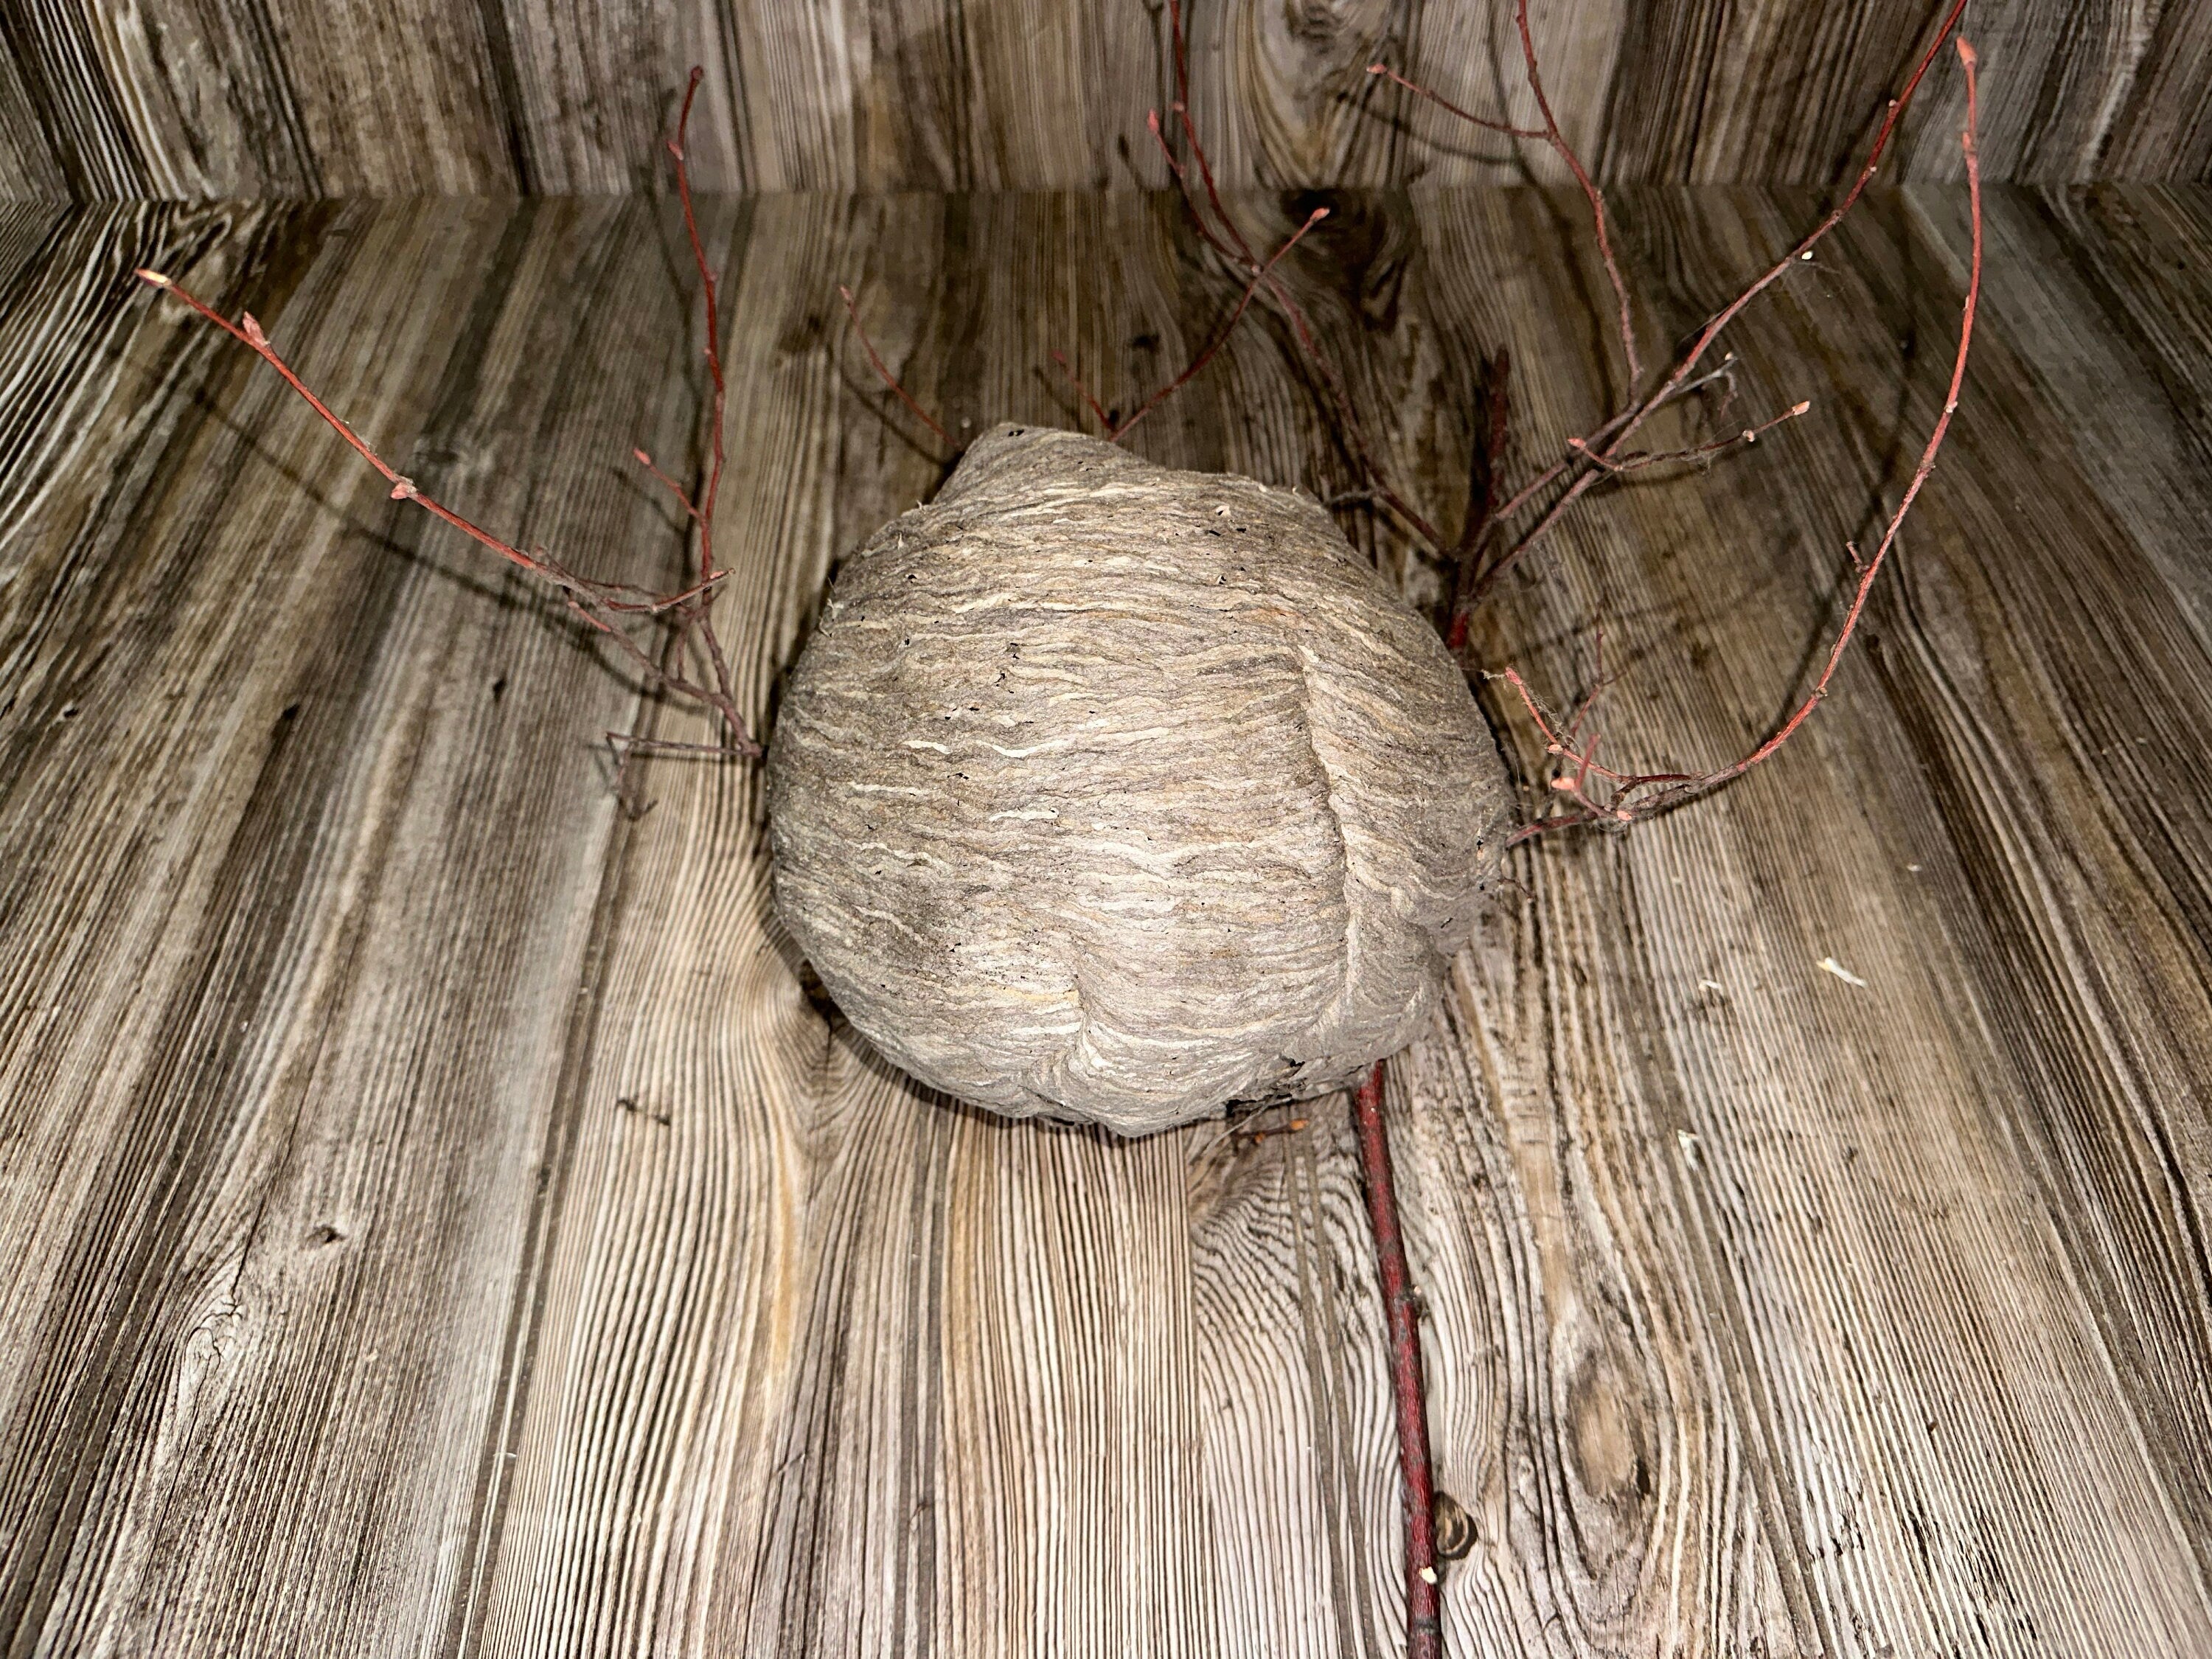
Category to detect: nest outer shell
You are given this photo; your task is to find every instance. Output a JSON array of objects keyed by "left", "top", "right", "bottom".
[{"left": 768, "top": 424, "right": 1509, "bottom": 1135}]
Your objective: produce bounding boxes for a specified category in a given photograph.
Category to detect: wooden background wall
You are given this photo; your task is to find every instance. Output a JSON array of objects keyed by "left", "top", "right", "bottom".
[{"left": 3, "top": 0, "right": 2210, "bottom": 199}]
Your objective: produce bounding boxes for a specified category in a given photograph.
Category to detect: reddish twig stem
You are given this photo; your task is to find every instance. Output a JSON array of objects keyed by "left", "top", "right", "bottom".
[
  {"left": 1500, "top": 37, "right": 1984, "bottom": 841},
  {"left": 1565, "top": 398, "right": 1809, "bottom": 474},
  {"left": 1366, "top": 62, "right": 1543, "bottom": 139},
  {"left": 1103, "top": 205, "right": 1329, "bottom": 443},
  {"left": 668, "top": 67, "right": 726, "bottom": 585},
  {"left": 1467, "top": 0, "right": 1972, "bottom": 608},
  {"left": 135, "top": 71, "right": 765, "bottom": 762},
  {"left": 838, "top": 283, "right": 953, "bottom": 448},
  {"left": 1512, "top": 0, "right": 1641, "bottom": 388},
  {"left": 1147, "top": 1, "right": 1449, "bottom": 549},
  {"left": 1351, "top": 1060, "right": 1443, "bottom": 1659}
]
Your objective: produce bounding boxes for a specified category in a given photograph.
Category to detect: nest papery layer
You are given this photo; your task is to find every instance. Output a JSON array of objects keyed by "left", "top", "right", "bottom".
[{"left": 768, "top": 425, "right": 1509, "bottom": 1135}]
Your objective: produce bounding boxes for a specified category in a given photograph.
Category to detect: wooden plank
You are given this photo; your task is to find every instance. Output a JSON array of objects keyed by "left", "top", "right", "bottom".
[
  {"left": 452, "top": 184, "right": 2212, "bottom": 1659},
  {"left": 1440, "top": 180, "right": 2212, "bottom": 1654},
  {"left": 1916, "top": 177, "right": 2212, "bottom": 1564},
  {"left": 2102, "top": 9, "right": 2212, "bottom": 181},
  {"left": 0, "top": 196, "right": 713, "bottom": 1649},
  {"left": 7, "top": 0, "right": 2212, "bottom": 198},
  {"left": 4, "top": 186, "right": 2212, "bottom": 1658},
  {"left": 0, "top": 44, "right": 66, "bottom": 200}
]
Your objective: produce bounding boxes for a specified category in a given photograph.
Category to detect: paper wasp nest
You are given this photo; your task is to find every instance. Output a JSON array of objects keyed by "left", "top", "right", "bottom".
[{"left": 768, "top": 425, "right": 1508, "bottom": 1135}]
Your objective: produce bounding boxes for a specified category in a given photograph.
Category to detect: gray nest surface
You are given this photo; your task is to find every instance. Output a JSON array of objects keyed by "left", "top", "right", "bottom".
[{"left": 768, "top": 424, "right": 1509, "bottom": 1135}]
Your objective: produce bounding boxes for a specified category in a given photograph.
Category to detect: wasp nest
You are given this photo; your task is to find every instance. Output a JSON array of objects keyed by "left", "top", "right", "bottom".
[{"left": 768, "top": 424, "right": 1509, "bottom": 1135}]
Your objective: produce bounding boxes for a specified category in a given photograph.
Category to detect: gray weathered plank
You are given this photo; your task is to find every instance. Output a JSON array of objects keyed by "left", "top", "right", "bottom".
[
  {"left": 0, "top": 195, "right": 714, "bottom": 1652},
  {"left": 6, "top": 0, "right": 2212, "bottom": 199},
  {"left": 3, "top": 186, "right": 2211, "bottom": 1658}
]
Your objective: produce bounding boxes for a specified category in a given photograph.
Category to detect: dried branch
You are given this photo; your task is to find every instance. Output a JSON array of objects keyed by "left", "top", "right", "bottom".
[
  {"left": 1499, "top": 38, "right": 1984, "bottom": 842},
  {"left": 1350, "top": 1059, "right": 1444, "bottom": 1659},
  {"left": 1565, "top": 398, "right": 1809, "bottom": 475},
  {"left": 668, "top": 67, "right": 726, "bottom": 586},
  {"left": 1509, "top": 0, "right": 1641, "bottom": 387},
  {"left": 1464, "top": 0, "right": 1973, "bottom": 610},
  {"left": 1077, "top": 204, "right": 1329, "bottom": 444},
  {"left": 1146, "top": 4, "right": 1448, "bottom": 551},
  {"left": 1366, "top": 63, "right": 1543, "bottom": 139},
  {"left": 136, "top": 73, "right": 763, "bottom": 762},
  {"left": 838, "top": 283, "right": 953, "bottom": 449}
]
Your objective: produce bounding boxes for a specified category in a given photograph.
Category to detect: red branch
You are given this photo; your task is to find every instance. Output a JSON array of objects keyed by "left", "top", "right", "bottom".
[
  {"left": 137, "top": 72, "right": 762, "bottom": 760},
  {"left": 668, "top": 67, "right": 726, "bottom": 584},
  {"left": 1065, "top": 204, "right": 1329, "bottom": 443},
  {"left": 1145, "top": 5, "right": 1448, "bottom": 551},
  {"left": 838, "top": 283, "right": 953, "bottom": 449},
  {"left": 1366, "top": 63, "right": 1543, "bottom": 139},
  {"left": 1501, "top": 38, "right": 1984, "bottom": 841},
  {"left": 1351, "top": 1060, "right": 1443, "bottom": 1659},
  {"left": 1510, "top": 0, "right": 1641, "bottom": 388},
  {"left": 1464, "top": 0, "right": 1972, "bottom": 611}
]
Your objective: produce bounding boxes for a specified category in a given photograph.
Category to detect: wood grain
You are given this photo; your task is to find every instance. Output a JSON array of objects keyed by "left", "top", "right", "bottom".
[
  {"left": 3, "top": 184, "right": 2211, "bottom": 1656},
  {"left": 5, "top": 0, "right": 2212, "bottom": 199}
]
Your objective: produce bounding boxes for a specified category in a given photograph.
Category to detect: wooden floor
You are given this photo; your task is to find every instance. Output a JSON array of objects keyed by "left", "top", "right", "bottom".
[{"left": 2, "top": 186, "right": 2210, "bottom": 1658}]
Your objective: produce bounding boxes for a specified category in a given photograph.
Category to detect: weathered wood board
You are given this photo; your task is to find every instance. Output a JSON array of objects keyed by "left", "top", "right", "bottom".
[
  {"left": 2, "top": 185, "right": 2211, "bottom": 1656},
  {"left": 4, "top": 0, "right": 2212, "bottom": 199}
]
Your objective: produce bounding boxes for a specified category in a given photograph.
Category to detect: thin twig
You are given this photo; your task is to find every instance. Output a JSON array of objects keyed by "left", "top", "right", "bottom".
[
  {"left": 1366, "top": 62, "right": 1544, "bottom": 139},
  {"left": 668, "top": 66, "right": 726, "bottom": 586},
  {"left": 1351, "top": 1060, "right": 1444, "bottom": 1659},
  {"left": 135, "top": 72, "right": 768, "bottom": 762},
  {"left": 1468, "top": 0, "right": 1972, "bottom": 608},
  {"left": 1565, "top": 400, "right": 1809, "bottom": 474},
  {"left": 1499, "top": 37, "right": 1984, "bottom": 841},
  {"left": 1106, "top": 205, "right": 1329, "bottom": 442},
  {"left": 838, "top": 283, "right": 953, "bottom": 448},
  {"left": 1147, "top": 100, "right": 1449, "bottom": 544},
  {"left": 1512, "top": 0, "right": 1641, "bottom": 388}
]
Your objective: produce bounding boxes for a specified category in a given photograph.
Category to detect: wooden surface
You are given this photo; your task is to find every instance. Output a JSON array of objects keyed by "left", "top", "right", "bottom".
[
  {"left": 5, "top": 0, "right": 2212, "bottom": 198},
  {"left": 2, "top": 183, "right": 2211, "bottom": 1655}
]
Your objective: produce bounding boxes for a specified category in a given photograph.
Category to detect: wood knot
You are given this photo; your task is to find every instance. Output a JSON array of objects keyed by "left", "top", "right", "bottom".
[{"left": 1433, "top": 1489, "right": 1475, "bottom": 1560}]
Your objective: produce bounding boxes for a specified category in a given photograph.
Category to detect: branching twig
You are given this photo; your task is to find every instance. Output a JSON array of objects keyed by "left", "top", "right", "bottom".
[
  {"left": 1464, "top": 0, "right": 1973, "bottom": 611},
  {"left": 1366, "top": 62, "right": 1543, "bottom": 139},
  {"left": 1146, "top": 5, "right": 1448, "bottom": 552},
  {"left": 1510, "top": 0, "right": 1641, "bottom": 389},
  {"left": 1565, "top": 399, "right": 1809, "bottom": 475},
  {"left": 137, "top": 72, "right": 763, "bottom": 761},
  {"left": 1498, "top": 38, "right": 1984, "bottom": 842},
  {"left": 1070, "top": 204, "right": 1329, "bottom": 444}
]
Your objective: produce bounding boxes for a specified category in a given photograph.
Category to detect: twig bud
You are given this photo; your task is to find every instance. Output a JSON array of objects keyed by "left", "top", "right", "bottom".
[
  {"left": 389, "top": 476, "right": 417, "bottom": 500},
  {"left": 241, "top": 314, "right": 268, "bottom": 348},
  {"left": 135, "top": 268, "right": 173, "bottom": 289}
]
